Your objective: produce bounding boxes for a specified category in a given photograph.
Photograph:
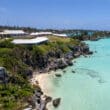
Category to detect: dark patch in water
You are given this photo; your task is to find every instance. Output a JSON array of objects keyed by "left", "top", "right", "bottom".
[
  {"left": 74, "top": 68, "right": 106, "bottom": 84},
  {"left": 98, "top": 78, "right": 105, "bottom": 84},
  {"left": 86, "top": 72, "right": 99, "bottom": 78},
  {"left": 71, "top": 69, "right": 76, "bottom": 73},
  {"left": 63, "top": 70, "right": 66, "bottom": 73}
]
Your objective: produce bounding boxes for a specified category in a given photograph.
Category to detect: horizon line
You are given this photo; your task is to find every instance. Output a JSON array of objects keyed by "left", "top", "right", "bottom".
[{"left": 0, "top": 25, "right": 110, "bottom": 32}]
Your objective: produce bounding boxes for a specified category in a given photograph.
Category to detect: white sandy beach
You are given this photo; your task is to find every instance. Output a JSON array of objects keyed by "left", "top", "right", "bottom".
[{"left": 31, "top": 71, "right": 56, "bottom": 95}]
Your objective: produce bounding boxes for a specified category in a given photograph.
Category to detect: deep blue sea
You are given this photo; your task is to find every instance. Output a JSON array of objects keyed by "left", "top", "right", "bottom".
[{"left": 42, "top": 38, "right": 110, "bottom": 110}]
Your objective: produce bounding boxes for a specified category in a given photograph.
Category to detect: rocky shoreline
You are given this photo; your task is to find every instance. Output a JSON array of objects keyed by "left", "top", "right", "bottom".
[
  {"left": 0, "top": 37, "right": 93, "bottom": 110},
  {"left": 35, "top": 43, "right": 93, "bottom": 73},
  {"left": 25, "top": 43, "right": 93, "bottom": 110}
]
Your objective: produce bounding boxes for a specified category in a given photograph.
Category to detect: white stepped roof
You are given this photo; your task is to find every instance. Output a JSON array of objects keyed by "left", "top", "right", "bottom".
[
  {"left": 4, "top": 30, "right": 26, "bottom": 34},
  {"left": 0, "top": 32, "right": 6, "bottom": 35},
  {"left": 53, "top": 34, "right": 67, "bottom": 37},
  {"left": 12, "top": 37, "right": 48, "bottom": 44},
  {"left": 30, "top": 32, "right": 52, "bottom": 36}
]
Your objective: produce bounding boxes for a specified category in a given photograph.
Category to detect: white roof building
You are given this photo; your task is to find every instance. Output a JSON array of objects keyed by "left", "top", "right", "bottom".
[
  {"left": 0, "top": 32, "right": 6, "bottom": 35},
  {"left": 53, "top": 33, "right": 68, "bottom": 37},
  {"left": 0, "top": 30, "right": 27, "bottom": 37},
  {"left": 12, "top": 37, "right": 48, "bottom": 45},
  {"left": 4, "top": 30, "right": 27, "bottom": 35},
  {"left": 30, "top": 32, "right": 68, "bottom": 38},
  {"left": 30, "top": 32, "right": 52, "bottom": 36}
]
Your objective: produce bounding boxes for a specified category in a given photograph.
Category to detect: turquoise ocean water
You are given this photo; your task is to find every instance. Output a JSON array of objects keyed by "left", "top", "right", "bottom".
[{"left": 45, "top": 38, "right": 110, "bottom": 110}]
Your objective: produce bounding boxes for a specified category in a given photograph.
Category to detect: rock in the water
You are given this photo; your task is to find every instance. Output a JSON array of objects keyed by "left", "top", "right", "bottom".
[
  {"left": 72, "top": 70, "right": 75, "bottom": 73},
  {"left": 45, "top": 96, "right": 52, "bottom": 103},
  {"left": 55, "top": 74, "right": 62, "bottom": 77},
  {"left": 87, "top": 51, "right": 93, "bottom": 55},
  {"left": 67, "top": 61, "right": 73, "bottom": 66},
  {"left": 63, "top": 70, "right": 66, "bottom": 73},
  {"left": 53, "top": 98, "right": 61, "bottom": 108}
]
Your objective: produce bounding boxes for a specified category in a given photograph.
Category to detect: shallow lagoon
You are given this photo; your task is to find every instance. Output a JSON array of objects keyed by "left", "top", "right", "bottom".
[{"left": 44, "top": 38, "right": 110, "bottom": 110}]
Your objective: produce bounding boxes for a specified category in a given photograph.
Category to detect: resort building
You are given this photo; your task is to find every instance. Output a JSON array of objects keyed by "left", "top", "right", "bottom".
[
  {"left": 53, "top": 33, "right": 68, "bottom": 38},
  {"left": 12, "top": 37, "right": 48, "bottom": 45},
  {"left": 30, "top": 32, "right": 52, "bottom": 37},
  {"left": 0, "top": 30, "right": 27, "bottom": 38},
  {"left": 30, "top": 32, "right": 68, "bottom": 38}
]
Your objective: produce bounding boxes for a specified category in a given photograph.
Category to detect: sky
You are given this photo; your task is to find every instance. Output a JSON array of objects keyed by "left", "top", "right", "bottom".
[{"left": 0, "top": 0, "right": 110, "bottom": 30}]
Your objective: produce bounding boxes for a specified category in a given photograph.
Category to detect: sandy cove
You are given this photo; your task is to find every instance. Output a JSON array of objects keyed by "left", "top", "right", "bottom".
[
  {"left": 30, "top": 71, "right": 56, "bottom": 95},
  {"left": 28, "top": 72, "right": 55, "bottom": 110}
]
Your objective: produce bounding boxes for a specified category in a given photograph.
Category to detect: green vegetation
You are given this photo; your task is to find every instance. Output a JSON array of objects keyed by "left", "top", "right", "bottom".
[
  {"left": 0, "top": 36, "right": 80, "bottom": 110},
  {"left": 0, "top": 25, "right": 108, "bottom": 109},
  {"left": 0, "top": 83, "right": 34, "bottom": 110},
  {"left": 0, "top": 39, "right": 34, "bottom": 110}
]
